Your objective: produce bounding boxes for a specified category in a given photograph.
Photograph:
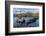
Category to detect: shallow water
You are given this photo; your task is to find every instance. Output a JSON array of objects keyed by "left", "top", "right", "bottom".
[{"left": 13, "top": 17, "right": 39, "bottom": 28}]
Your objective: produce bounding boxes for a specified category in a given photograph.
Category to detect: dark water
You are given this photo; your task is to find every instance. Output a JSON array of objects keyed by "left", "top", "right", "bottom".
[{"left": 13, "top": 17, "right": 39, "bottom": 28}]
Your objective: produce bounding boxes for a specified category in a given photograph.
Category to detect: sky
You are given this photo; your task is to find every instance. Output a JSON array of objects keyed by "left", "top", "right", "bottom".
[{"left": 13, "top": 8, "right": 39, "bottom": 14}]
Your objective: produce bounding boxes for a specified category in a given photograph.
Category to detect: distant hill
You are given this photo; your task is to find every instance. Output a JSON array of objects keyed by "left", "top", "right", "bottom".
[{"left": 16, "top": 13, "right": 39, "bottom": 17}]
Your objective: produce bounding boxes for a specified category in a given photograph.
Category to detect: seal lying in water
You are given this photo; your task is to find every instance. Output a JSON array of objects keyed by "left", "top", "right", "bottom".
[{"left": 26, "top": 17, "right": 38, "bottom": 24}]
